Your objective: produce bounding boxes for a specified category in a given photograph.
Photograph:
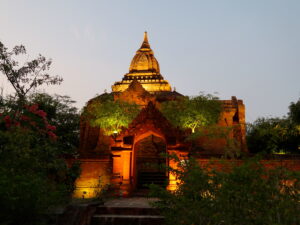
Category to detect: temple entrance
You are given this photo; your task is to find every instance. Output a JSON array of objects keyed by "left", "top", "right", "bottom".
[{"left": 134, "top": 135, "right": 167, "bottom": 189}]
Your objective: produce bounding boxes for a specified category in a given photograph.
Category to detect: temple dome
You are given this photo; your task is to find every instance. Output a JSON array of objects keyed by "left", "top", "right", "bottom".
[
  {"left": 129, "top": 32, "right": 160, "bottom": 74},
  {"left": 112, "top": 32, "right": 171, "bottom": 93}
]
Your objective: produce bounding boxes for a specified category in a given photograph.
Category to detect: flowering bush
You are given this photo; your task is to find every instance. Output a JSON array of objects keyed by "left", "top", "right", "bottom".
[
  {"left": 0, "top": 104, "right": 57, "bottom": 140},
  {"left": 0, "top": 40, "right": 79, "bottom": 225},
  {"left": 0, "top": 97, "right": 80, "bottom": 225}
]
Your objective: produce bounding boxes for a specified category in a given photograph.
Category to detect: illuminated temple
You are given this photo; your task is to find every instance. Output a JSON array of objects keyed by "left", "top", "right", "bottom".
[{"left": 74, "top": 33, "right": 246, "bottom": 198}]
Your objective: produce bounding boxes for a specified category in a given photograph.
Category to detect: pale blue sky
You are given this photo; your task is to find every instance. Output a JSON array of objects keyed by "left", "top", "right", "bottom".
[{"left": 0, "top": 0, "right": 299, "bottom": 122}]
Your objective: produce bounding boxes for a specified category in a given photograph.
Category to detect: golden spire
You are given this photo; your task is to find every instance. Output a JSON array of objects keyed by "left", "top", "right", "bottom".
[
  {"left": 111, "top": 32, "right": 172, "bottom": 93},
  {"left": 140, "top": 31, "right": 151, "bottom": 49}
]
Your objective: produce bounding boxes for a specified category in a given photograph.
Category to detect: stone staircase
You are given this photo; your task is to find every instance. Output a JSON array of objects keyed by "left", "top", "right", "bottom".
[{"left": 91, "top": 198, "right": 164, "bottom": 225}]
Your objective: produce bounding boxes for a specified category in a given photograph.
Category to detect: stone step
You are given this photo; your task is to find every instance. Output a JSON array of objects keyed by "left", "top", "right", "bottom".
[
  {"left": 96, "top": 206, "right": 160, "bottom": 215},
  {"left": 91, "top": 214, "right": 164, "bottom": 225}
]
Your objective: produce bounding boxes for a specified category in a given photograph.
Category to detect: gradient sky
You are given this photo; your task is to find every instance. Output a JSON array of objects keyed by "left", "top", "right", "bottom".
[{"left": 0, "top": 0, "right": 299, "bottom": 122}]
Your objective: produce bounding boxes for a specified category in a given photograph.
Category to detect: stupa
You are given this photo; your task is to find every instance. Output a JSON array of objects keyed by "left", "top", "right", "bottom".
[{"left": 112, "top": 32, "right": 171, "bottom": 93}]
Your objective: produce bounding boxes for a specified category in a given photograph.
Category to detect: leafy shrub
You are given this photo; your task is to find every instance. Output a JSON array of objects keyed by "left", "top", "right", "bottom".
[
  {"left": 82, "top": 95, "right": 140, "bottom": 135},
  {"left": 160, "top": 94, "right": 221, "bottom": 133},
  {"left": 150, "top": 155, "right": 300, "bottom": 225},
  {"left": 0, "top": 102, "right": 80, "bottom": 225},
  {"left": 247, "top": 117, "right": 299, "bottom": 154}
]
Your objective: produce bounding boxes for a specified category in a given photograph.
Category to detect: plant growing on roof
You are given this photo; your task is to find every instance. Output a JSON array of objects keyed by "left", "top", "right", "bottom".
[
  {"left": 83, "top": 94, "right": 140, "bottom": 136},
  {"left": 160, "top": 94, "right": 222, "bottom": 133}
]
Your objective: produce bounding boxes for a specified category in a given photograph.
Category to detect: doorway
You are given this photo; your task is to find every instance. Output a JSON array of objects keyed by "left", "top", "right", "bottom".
[{"left": 134, "top": 135, "right": 167, "bottom": 189}]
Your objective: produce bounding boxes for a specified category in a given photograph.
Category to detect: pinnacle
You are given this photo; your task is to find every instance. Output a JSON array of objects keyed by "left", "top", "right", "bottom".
[{"left": 140, "top": 31, "right": 151, "bottom": 49}]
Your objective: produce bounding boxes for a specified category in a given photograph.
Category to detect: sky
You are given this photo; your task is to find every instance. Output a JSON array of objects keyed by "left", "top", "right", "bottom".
[{"left": 0, "top": 0, "right": 299, "bottom": 122}]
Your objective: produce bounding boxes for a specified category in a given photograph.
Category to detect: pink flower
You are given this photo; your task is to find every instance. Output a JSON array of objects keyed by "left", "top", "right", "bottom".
[
  {"left": 46, "top": 124, "right": 56, "bottom": 131},
  {"left": 36, "top": 110, "right": 47, "bottom": 118},
  {"left": 4, "top": 115, "right": 11, "bottom": 124},
  {"left": 20, "top": 115, "right": 30, "bottom": 121},
  {"left": 4, "top": 115, "right": 11, "bottom": 128},
  {"left": 48, "top": 131, "right": 57, "bottom": 140},
  {"left": 28, "top": 104, "right": 39, "bottom": 113}
]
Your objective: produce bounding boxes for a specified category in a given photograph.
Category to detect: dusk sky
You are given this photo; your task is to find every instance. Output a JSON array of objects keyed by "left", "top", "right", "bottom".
[{"left": 1, "top": 0, "right": 299, "bottom": 122}]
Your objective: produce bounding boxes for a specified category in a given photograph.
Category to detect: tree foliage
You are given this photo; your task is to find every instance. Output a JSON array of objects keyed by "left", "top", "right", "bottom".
[
  {"left": 247, "top": 118, "right": 298, "bottom": 154},
  {"left": 150, "top": 155, "right": 300, "bottom": 225},
  {"left": 83, "top": 94, "right": 140, "bottom": 135},
  {"left": 29, "top": 93, "right": 80, "bottom": 152},
  {"left": 0, "top": 41, "right": 80, "bottom": 225},
  {"left": 289, "top": 98, "right": 300, "bottom": 125},
  {"left": 160, "top": 94, "right": 222, "bottom": 133},
  {"left": 0, "top": 41, "right": 62, "bottom": 102},
  {"left": 0, "top": 100, "right": 80, "bottom": 225},
  {"left": 247, "top": 99, "right": 300, "bottom": 154}
]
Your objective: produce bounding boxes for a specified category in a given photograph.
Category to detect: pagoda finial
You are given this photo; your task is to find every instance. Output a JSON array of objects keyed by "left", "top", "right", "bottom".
[
  {"left": 140, "top": 31, "right": 150, "bottom": 49},
  {"left": 144, "top": 31, "right": 148, "bottom": 42}
]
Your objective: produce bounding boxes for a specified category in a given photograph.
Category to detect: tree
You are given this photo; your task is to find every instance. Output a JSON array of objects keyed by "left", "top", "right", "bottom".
[
  {"left": 160, "top": 94, "right": 222, "bottom": 133},
  {"left": 150, "top": 155, "right": 300, "bottom": 225},
  {"left": 29, "top": 93, "right": 80, "bottom": 153},
  {"left": 0, "top": 41, "right": 62, "bottom": 104},
  {"left": 0, "top": 41, "right": 80, "bottom": 225},
  {"left": 0, "top": 100, "right": 80, "bottom": 225},
  {"left": 247, "top": 99, "right": 300, "bottom": 154},
  {"left": 289, "top": 98, "right": 300, "bottom": 125},
  {"left": 247, "top": 117, "right": 287, "bottom": 154},
  {"left": 83, "top": 94, "right": 140, "bottom": 135}
]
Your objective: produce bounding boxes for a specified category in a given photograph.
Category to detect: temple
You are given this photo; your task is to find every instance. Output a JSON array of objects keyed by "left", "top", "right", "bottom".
[{"left": 74, "top": 33, "right": 246, "bottom": 198}]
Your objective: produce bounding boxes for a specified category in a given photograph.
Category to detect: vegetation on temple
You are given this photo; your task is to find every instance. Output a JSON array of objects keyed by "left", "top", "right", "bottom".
[
  {"left": 83, "top": 94, "right": 141, "bottom": 135},
  {"left": 0, "top": 41, "right": 80, "bottom": 225},
  {"left": 160, "top": 94, "right": 222, "bottom": 133},
  {"left": 150, "top": 155, "right": 300, "bottom": 225},
  {"left": 83, "top": 93, "right": 222, "bottom": 138}
]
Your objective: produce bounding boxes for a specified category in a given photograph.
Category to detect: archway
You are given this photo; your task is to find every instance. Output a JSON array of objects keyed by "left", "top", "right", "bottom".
[{"left": 133, "top": 134, "right": 167, "bottom": 189}]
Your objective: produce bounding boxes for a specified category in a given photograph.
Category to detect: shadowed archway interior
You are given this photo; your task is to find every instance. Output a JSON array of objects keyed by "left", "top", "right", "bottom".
[{"left": 134, "top": 135, "right": 167, "bottom": 189}]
